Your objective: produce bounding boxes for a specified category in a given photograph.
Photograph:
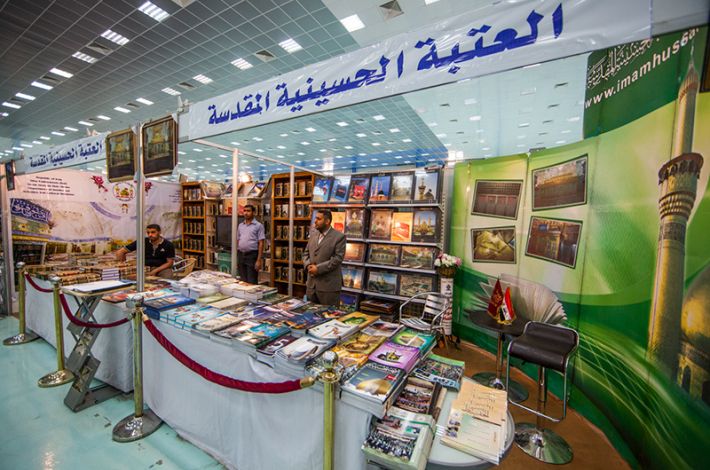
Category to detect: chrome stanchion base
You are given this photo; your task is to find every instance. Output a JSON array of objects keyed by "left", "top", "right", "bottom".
[
  {"left": 38, "top": 369, "right": 74, "bottom": 388},
  {"left": 3, "top": 331, "right": 39, "bottom": 346},
  {"left": 472, "top": 371, "right": 529, "bottom": 403},
  {"left": 112, "top": 409, "right": 162, "bottom": 443},
  {"left": 514, "top": 422, "right": 573, "bottom": 465}
]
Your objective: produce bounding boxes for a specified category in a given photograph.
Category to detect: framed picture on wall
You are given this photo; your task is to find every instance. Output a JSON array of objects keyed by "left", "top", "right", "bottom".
[
  {"left": 342, "top": 266, "right": 364, "bottom": 290},
  {"left": 369, "top": 174, "right": 392, "bottom": 203},
  {"left": 471, "top": 180, "right": 523, "bottom": 219},
  {"left": 142, "top": 115, "right": 177, "bottom": 178},
  {"left": 413, "top": 169, "right": 440, "bottom": 202},
  {"left": 344, "top": 242, "right": 366, "bottom": 263},
  {"left": 106, "top": 128, "right": 136, "bottom": 182},
  {"left": 525, "top": 216, "right": 583, "bottom": 268},
  {"left": 471, "top": 226, "right": 516, "bottom": 263},
  {"left": 368, "top": 243, "right": 401, "bottom": 266},
  {"left": 411, "top": 208, "right": 439, "bottom": 243},
  {"left": 344, "top": 208, "right": 366, "bottom": 239},
  {"left": 369, "top": 209, "right": 393, "bottom": 240},
  {"left": 399, "top": 246, "right": 437, "bottom": 269},
  {"left": 367, "top": 270, "right": 399, "bottom": 295},
  {"left": 398, "top": 274, "right": 435, "bottom": 298},
  {"left": 313, "top": 176, "right": 332, "bottom": 202},
  {"left": 391, "top": 172, "right": 414, "bottom": 201},
  {"left": 531, "top": 155, "right": 588, "bottom": 211},
  {"left": 348, "top": 176, "right": 370, "bottom": 203}
]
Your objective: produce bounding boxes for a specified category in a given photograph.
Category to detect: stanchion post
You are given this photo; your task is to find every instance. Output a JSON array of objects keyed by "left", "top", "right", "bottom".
[
  {"left": 38, "top": 276, "right": 74, "bottom": 387},
  {"left": 113, "top": 295, "right": 162, "bottom": 442},
  {"left": 318, "top": 350, "right": 340, "bottom": 470},
  {"left": 3, "top": 261, "right": 39, "bottom": 346}
]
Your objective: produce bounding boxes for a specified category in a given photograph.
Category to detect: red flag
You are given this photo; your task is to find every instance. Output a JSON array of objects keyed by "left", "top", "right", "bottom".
[
  {"left": 498, "top": 287, "right": 516, "bottom": 323},
  {"left": 487, "top": 279, "right": 504, "bottom": 320}
]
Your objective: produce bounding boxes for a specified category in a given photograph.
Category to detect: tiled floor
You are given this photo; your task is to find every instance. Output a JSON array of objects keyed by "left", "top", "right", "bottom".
[{"left": 1, "top": 314, "right": 630, "bottom": 469}]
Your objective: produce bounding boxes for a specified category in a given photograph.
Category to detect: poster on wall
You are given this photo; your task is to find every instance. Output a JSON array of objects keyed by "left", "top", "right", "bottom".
[
  {"left": 532, "top": 155, "right": 588, "bottom": 210},
  {"left": 471, "top": 180, "right": 522, "bottom": 219},
  {"left": 525, "top": 216, "right": 582, "bottom": 268},
  {"left": 106, "top": 128, "right": 136, "bottom": 182},
  {"left": 471, "top": 227, "right": 516, "bottom": 263},
  {"left": 142, "top": 115, "right": 177, "bottom": 177}
]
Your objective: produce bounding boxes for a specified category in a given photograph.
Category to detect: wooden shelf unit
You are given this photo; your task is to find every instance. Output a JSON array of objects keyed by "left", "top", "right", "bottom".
[
  {"left": 181, "top": 181, "right": 219, "bottom": 270},
  {"left": 269, "top": 170, "right": 314, "bottom": 296}
]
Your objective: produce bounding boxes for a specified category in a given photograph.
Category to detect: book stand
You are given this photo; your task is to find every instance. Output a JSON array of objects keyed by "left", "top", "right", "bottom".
[{"left": 61, "top": 286, "right": 126, "bottom": 411}]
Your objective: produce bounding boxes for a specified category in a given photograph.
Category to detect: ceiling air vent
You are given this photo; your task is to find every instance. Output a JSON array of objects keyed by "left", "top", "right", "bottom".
[
  {"left": 542, "top": 119, "right": 553, "bottom": 124},
  {"left": 39, "top": 74, "right": 62, "bottom": 86},
  {"left": 380, "top": 1, "right": 404, "bottom": 20},
  {"left": 178, "top": 81, "right": 197, "bottom": 90},
  {"left": 86, "top": 41, "right": 114, "bottom": 55},
  {"left": 254, "top": 50, "right": 276, "bottom": 63},
  {"left": 126, "top": 102, "right": 140, "bottom": 109}
]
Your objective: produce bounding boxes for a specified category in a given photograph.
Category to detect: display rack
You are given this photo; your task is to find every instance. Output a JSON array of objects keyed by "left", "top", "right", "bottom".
[
  {"left": 180, "top": 181, "right": 218, "bottom": 270},
  {"left": 270, "top": 170, "right": 314, "bottom": 297},
  {"left": 311, "top": 166, "right": 449, "bottom": 311}
]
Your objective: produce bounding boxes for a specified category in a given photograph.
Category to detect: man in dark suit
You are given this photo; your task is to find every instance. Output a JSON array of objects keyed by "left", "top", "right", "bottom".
[{"left": 303, "top": 210, "right": 347, "bottom": 306}]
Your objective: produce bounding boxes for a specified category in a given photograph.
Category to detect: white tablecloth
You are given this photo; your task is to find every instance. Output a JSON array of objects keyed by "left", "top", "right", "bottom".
[
  {"left": 143, "top": 321, "right": 372, "bottom": 470},
  {"left": 25, "top": 277, "right": 134, "bottom": 392}
]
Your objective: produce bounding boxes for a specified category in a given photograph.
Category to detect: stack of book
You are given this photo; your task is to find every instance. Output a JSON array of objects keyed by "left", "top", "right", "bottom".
[
  {"left": 393, "top": 376, "right": 444, "bottom": 417},
  {"left": 187, "top": 283, "right": 220, "bottom": 299},
  {"left": 192, "top": 313, "right": 244, "bottom": 336},
  {"left": 390, "top": 328, "right": 437, "bottom": 357},
  {"left": 341, "top": 361, "right": 407, "bottom": 417},
  {"left": 159, "top": 303, "right": 206, "bottom": 324},
  {"left": 232, "top": 322, "right": 291, "bottom": 356},
  {"left": 196, "top": 293, "right": 229, "bottom": 304},
  {"left": 209, "top": 297, "right": 251, "bottom": 311},
  {"left": 211, "top": 319, "right": 262, "bottom": 345},
  {"left": 440, "top": 378, "right": 508, "bottom": 464},
  {"left": 259, "top": 293, "right": 292, "bottom": 305},
  {"left": 256, "top": 334, "right": 300, "bottom": 367},
  {"left": 362, "top": 406, "right": 436, "bottom": 470},
  {"left": 143, "top": 293, "right": 195, "bottom": 319},
  {"left": 307, "top": 319, "right": 360, "bottom": 342},
  {"left": 412, "top": 353, "right": 465, "bottom": 390},
  {"left": 359, "top": 299, "right": 397, "bottom": 317},
  {"left": 362, "top": 319, "right": 403, "bottom": 338},
  {"left": 273, "top": 336, "right": 335, "bottom": 377},
  {"left": 368, "top": 341, "right": 420, "bottom": 374},
  {"left": 174, "top": 306, "right": 222, "bottom": 330}
]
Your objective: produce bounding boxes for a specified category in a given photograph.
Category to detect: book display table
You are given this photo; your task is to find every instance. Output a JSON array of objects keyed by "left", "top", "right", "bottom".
[
  {"left": 25, "top": 277, "right": 134, "bottom": 393},
  {"left": 427, "top": 385, "right": 515, "bottom": 469},
  {"left": 143, "top": 320, "right": 373, "bottom": 470}
]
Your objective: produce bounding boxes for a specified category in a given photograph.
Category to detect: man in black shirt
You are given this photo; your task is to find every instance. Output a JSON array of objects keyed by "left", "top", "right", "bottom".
[{"left": 115, "top": 224, "right": 176, "bottom": 278}]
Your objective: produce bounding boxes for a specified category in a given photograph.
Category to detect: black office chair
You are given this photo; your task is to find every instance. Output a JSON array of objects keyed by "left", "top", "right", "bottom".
[{"left": 506, "top": 321, "right": 579, "bottom": 464}]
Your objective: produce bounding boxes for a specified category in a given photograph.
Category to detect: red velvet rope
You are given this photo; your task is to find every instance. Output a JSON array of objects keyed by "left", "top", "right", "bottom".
[
  {"left": 59, "top": 293, "right": 130, "bottom": 329},
  {"left": 143, "top": 317, "right": 306, "bottom": 394},
  {"left": 24, "top": 274, "right": 53, "bottom": 293}
]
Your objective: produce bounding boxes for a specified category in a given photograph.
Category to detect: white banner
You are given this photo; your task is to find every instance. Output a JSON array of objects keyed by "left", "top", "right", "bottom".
[
  {"left": 19, "top": 132, "right": 108, "bottom": 174},
  {"left": 186, "top": 0, "right": 650, "bottom": 140}
]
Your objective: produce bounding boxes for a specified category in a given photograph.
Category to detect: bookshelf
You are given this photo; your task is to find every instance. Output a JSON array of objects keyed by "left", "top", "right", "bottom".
[
  {"left": 310, "top": 166, "right": 450, "bottom": 311},
  {"left": 270, "top": 170, "right": 315, "bottom": 297},
  {"left": 181, "top": 181, "right": 219, "bottom": 270}
]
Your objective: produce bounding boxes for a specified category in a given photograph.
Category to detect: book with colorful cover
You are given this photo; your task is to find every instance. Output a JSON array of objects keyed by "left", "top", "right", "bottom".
[
  {"left": 312, "top": 176, "right": 333, "bottom": 202},
  {"left": 193, "top": 313, "right": 243, "bottom": 334},
  {"left": 256, "top": 334, "right": 300, "bottom": 365},
  {"left": 348, "top": 176, "right": 370, "bottom": 203},
  {"left": 259, "top": 293, "right": 292, "bottom": 306},
  {"left": 306, "top": 347, "right": 368, "bottom": 383},
  {"left": 362, "top": 320, "right": 403, "bottom": 338},
  {"left": 144, "top": 294, "right": 195, "bottom": 315},
  {"left": 283, "top": 311, "right": 328, "bottom": 334},
  {"left": 412, "top": 353, "right": 465, "bottom": 390},
  {"left": 338, "top": 333, "right": 386, "bottom": 356},
  {"left": 289, "top": 303, "right": 328, "bottom": 315},
  {"left": 391, "top": 212, "right": 414, "bottom": 243},
  {"left": 211, "top": 319, "right": 261, "bottom": 343},
  {"left": 307, "top": 319, "right": 359, "bottom": 341},
  {"left": 196, "top": 293, "right": 229, "bottom": 305},
  {"left": 331, "top": 211, "right": 346, "bottom": 233},
  {"left": 234, "top": 322, "right": 290, "bottom": 350},
  {"left": 394, "top": 376, "right": 443, "bottom": 416},
  {"left": 320, "top": 306, "right": 349, "bottom": 319},
  {"left": 369, "top": 341, "right": 420, "bottom": 373},
  {"left": 175, "top": 306, "right": 222, "bottom": 329},
  {"left": 329, "top": 175, "right": 351, "bottom": 203},
  {"left": 341, "top": 361, "right": 406, "bottom": 403},
  {"left": 339, "top": 311, "right": 379, "bottom": 329},
  {"left": 276, "top": 336, "right": 335, "bottom": 364},
  {"left": 272, "top": 298, "right": 307, "bottom": 311},
  {"left": 362, "top": 406, "right": 435, "bottom": 470},
  {"left": 209, "top": 297, "right": 250, "bottom": 310},
  {"left": 391, "top": 328, "right": 437, "bottom": 356},
  {"left": 159, "top": 303, "right": 206, "bottom": 324}
]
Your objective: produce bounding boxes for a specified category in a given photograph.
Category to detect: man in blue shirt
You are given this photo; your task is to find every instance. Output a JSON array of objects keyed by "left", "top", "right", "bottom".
[{"left": 237, "top": 205, "right": 265, "bottom": 284}]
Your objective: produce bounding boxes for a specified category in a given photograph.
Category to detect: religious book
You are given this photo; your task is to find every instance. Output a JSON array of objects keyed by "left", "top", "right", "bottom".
[
  {"left": 368, "top": 341, "right": 420, "bottom": 373},
  {"left": 369, "top": 175, "right": 392, "bottom": 203},
  {"left": 272, "top": 297, "right": 307, "bottom": 311},
  {"left": 160, "top": 303, "right": 208, "bottom": 324},
  {"left": 362, "top": 407, "right": 436, "bottom": 470},
  {"left": 329, "top": 175, "right": 351, "bottom": 203},
  {"left": 196, "top": 293, "right": 229, "bottom": 304},
  {"left": 369, "top": 209, "right": 393, "bottom": 240},
  {"left": 344, "top": 242, "right": 366, "bottom": 262},
  {"left": 274, "top": 336, "right": 336, "bottom": 377},
  {"left": 193, "top": 313, "right": 243, "bottom": 335},
  {"left": 348, "top": 176, "right": 370, "bottom": 203},
  {"left": 256, "top": 334, "right": 299, "bottom": 367},
  {"left": 331, "top": 211, "right": 346, "bottom": 233},
  {"left": 362, "top": 320, "right": 403, "bottom": 338},
  {"left": 391, "top": 212, "right": 414, "bottom": 242},
  {"left": 209, "top": 297, "right": 251, "bottom": 311},
  {"left": 390, "top": 328, "right": 437, "bottom": 356},
  {"left": 394, "top": 376, "right": 443, "bottom": 416},
  {"left": 260, "top": 292, "right": 292, "bottom": 306},
  {"left": 339, "top": 292, "right": 360, "bottom": 313},
  {"left": 337, "top": 332, "right": 386, "bottom": 356},
  {"left": 307, "top": 319, "right": 360, "bottom": 341},
  {"left": 283, "top": 311, "right": 329, "bottom": 335},
  {"left": 413, "top": 170, "right": 439, "bottom": 202},
  {"left": 398, "top": 274, "right": 435, "bottom": 298},
  {"left": 338, "top": 311, "right": 379, "bottom": 329},
  {"left": 308, "top": 347, "right": 369, "bottom": 383},
  {"left": 175, "top": 306, "right": 223, "bottom": 330},
  {"left": 411, "top": 209, "right": 439, "bottom": 243},
  {"left": 390, "top": 172, "right": 415, "bottom": 202},
  {"left": 344, "top": 208, "right": 366, "bottom": 239},
  {"left": 313, "top": 176, "right": 333, "bottom": 202},
  {"left": 399, "top": 246, "right": 437, "bottom": 270},
  {"left": 144, "top": 294, "right": 195, "bottom": 318},
  {"left": 342, "top": 266, "right": 364, "bottom": 290},
  {"left": 211, "top": 319, "right": 261, "bottom": 344},
  {"left": 341, "top": 361, "right": 406, "bottom": 414},
  {"left": 233, "top": 322, "right": 291, "bottom": 353},
  {"left": 412, "top": 353, "right": 465, "bottom": 390}
]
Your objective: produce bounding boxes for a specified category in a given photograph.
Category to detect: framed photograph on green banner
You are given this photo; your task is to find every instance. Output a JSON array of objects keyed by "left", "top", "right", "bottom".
[
  {"left": 471, "top": 180, "right": 522, "bottom": 219},
  {"left": 142, "top": 115, "right": 177, "bottom": 177},
  {"left": 106, "top": 128, "right": 136, "bottom": 182},
  {"left": 525, "top": 216, "right": 582, "bottom": 269},
  {"left": 471, "top": 226, "right": 516, "bottom": 263},
  {"left": 532, "top": 155, "right": 588, "bottom": 211}
]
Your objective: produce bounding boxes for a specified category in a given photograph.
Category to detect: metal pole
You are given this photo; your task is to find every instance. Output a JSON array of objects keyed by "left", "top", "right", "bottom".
[
  {"left": 112, "top": 296, "right": 162, "bottom": 442},
  {"left": 231, "top": 149, "right": 239, "bottom": 277},
  {"left": 0, "top": 162, "right": 15, "bottom": 319},
  {"left": 135, "top": 125, "right": 145, "bottom": 292},
  {"left": 3, "top": 261, "right": 38, "bottom": 345},
  {"left": 288, "top": 166, "right": 295, "bottom": 297},
  {"left": 318, "top": 350, "right": 340, "bottom": 470},
  {"left": 37, "top": 276, "right": 74, "bottom": 387}
]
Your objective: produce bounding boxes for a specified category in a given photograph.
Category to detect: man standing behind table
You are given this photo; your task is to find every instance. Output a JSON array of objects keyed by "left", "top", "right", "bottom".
[
  {"left": 115, "top": 224, "right": 175, "bottom": 278},
  {"left": 303, "top": 210, "right": 347, "bottom": 306},
  {"left": 237, "top": 204, "right": 265, "bottom": 284}
]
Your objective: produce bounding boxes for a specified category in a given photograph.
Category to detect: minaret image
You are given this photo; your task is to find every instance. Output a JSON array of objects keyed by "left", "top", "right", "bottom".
[{"left": 648, "top": 55, "right": 704, "bottom": 378}]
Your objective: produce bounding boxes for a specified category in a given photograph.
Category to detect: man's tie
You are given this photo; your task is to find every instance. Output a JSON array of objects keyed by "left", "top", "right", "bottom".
[{"left": 318, "top": 232, "right": 324, "bottom": 245}]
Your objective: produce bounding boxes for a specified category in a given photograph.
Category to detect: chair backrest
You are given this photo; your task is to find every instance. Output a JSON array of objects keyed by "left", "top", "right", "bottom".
[
  {"left": 422, "top": 293, "right": 448, "bottom": 325},
  {"left": 512, "top": 321, "right": 579, "bottom": 372}
]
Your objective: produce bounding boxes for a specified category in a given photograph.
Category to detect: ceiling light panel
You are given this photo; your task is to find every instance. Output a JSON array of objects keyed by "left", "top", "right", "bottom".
[
  {"left": 162, "top": 87, "right": 181, "bottom": 96},
  {"left": 15, "top": 92, "right": 35, "bottom": 100},
  {"left": 101, "top": 30, "right": 130, "bottom": 46},
  {"left": 2, "top": 102, "right": 21, "bottom": 109},
  {"left": 193, "top": 74, "right": 213, "bottom": 84},
  {"left": 231, "top": 58, "right": 253, "bottom": 70},
  {"left": 136, "top": 97, "right": 153, "bottom": 105},
  {"left": 279, "top": 38, "right": 302, "bottom": 53},
  {"left": 31, "top": 81, "right": 53, "bottom": 90},
  {"left": 138, "top": 1, "right": 170, "bottom": 21},
  {"left": 97, "top": 115, "right": 111, "bottom": 120},
  {"left": 72, "top": 51, "right": 97, "bottom": 63},
  {"left": 340, "top": 14, "right": 365, "bottom": 32},
  {"left": 49, "top": 67, "right": 73, "bottom": 78}
]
